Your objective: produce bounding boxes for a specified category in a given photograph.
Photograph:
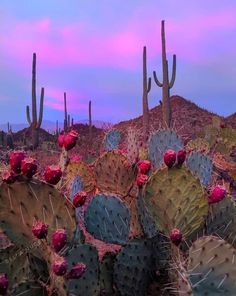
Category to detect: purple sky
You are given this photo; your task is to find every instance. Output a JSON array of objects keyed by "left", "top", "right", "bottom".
[{"left": 0, "top": 1, "right": 236, "bottom": 125}]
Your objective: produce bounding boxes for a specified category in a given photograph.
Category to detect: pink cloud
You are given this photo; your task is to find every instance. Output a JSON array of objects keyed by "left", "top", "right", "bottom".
[{"left": 44, "top": 87, "right": 88, "bottom": 112}]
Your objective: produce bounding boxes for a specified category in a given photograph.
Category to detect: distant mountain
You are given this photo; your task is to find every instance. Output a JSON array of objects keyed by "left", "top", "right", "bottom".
[
  {"left": 0, "top": 119, "right": 113, "bottom": 133},
  {"left": 114, "top": 95, "right": 224, "bottom": 142}
]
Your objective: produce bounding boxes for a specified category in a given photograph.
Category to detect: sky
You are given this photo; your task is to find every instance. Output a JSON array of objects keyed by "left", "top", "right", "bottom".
[{"left": 0, "top": 0, "right": 236, "bottom": 125}]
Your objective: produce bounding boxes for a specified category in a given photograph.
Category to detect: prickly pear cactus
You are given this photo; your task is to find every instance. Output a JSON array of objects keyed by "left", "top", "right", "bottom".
[
  {"left": 186, "top": 138, "right": 210, "bottom": 154},
  {"left": 99, "top": 252, "right": 116, "bottom": 295},
  {"left": 148, "top": 129, "right": 183, "bottom": 169},
  {"left": 186, "top": 151, "right": 213, "bottom": 186},
  {"left": 84, "top": 194, "right": 131, "bottom": 245},
  {"left": 64, "top": 160, "right": 96, "bottom": 194},
  {"left": 65, "top": 244, "right": 100, "bottom": 296},
  {"left": 114, "top": 238, "right": 154, "bottom": 296},
  {"left": 11, "top": 281, "right": 47, "bottom": 295},
  {"left": 137, "top": 192, "right": 158, "bottom": 238},
  {"left": 126, "top": 128, "right": 139, "bottom": 163},
  {"left": 187, "top": 236, "right": 236, "bottom": 295},
  {"left": 104, "top": 128, "right": 121, "bottom": 151},
  {"left": 142, "top": 167, "right": 208, "bottom": 239},
  {"left": 70, "top": 175, "right": 84, "bottom": 242},
  {"left": 0, "top": 178, "right": 76, "bottom": 247},
  {"left": 206, "top": 195, "right": 236, "bottom": 248},
  {"left": 94, "top": 150, "right": 137, "bottom": 196}
]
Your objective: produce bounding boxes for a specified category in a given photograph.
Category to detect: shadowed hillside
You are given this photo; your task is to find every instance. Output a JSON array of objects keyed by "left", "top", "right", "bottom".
[{"left": 114, "top": 95, "right": 223, "bottom": 142}]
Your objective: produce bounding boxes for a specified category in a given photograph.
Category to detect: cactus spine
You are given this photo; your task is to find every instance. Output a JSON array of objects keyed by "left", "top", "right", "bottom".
[
  {"left": 26, "top": 52, "right": 44, "bottom": 148},
  {"left": 142, "top": 46, "right": 151, "bottom": 139},
  {"left": 153, "top": 20, "right": 176, "bottom": 128}
]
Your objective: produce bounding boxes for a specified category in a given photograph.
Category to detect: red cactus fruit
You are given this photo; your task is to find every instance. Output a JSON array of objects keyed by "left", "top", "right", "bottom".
[
  {"left": 63, "top": 130, "right": 78, "bottom": 151},
  {"left": 58, "top": 134, "right": 65, "bottom": 148},
  {"left": 65, "top": 262, "right": 86, "bottom": 279},
  {"left": 164, "top": 149, "right": 176, "bottom": 168},
  {"left": 32, "top": 220, "right": 48, "bottom": 239},
  {"left": 170, "top": 228, "right": 182, "bottom": 246},
  {"left": 220, "top": 123, "right": 225, "bottom": 128},
  {"left": 21, "top": 157, "right": 37, "bottom": 178},
  {"left": 177, "top": 150, "right": 186, "bottom": 165},
  {"left": 138, "top": 160, "right": 151, "bottom": 174},
  {"left": 52, "top": 229, "right": 67, "bottom": 252},
  {"left": 44, "top": 165, "right": 62, "bottom": 185},
  {"left": 136, "top": 174, "right": 149, "bottom": 187},
  {"left": 52, "top": 256, "right": 68, "bottom": 276},
  {"left": 9, "top": 151, "right": 25, "bottom": 173},
  {"left": 73, "top": 191, "right": 87, "bottom": 208},
  {"left": 2, "top": 170, "right": 16, "bottom": 184},
  {"left": 208, "top": 185, "right": 227, "bottom": 204},
  {"left": 0, "top": 274, "right": 8, "bottom": 295}
]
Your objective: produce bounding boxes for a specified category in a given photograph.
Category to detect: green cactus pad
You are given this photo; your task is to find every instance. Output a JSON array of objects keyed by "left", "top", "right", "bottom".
[
  {"left": 148, "top": 129, "right": 183, "bottom": 169},
  {"left": 104, "top": 128, "right": 121, "bottom": 151},
  {"left": 0, "top": 178, "right": 76, "bottom": 248},
  {"left": 84, "top": 194, "right": 130, "bottom": 245},
  {"left": 99, "top": 252, "right": 116, "bottom": 295},
  {"left": 186, "top": 138, "right": 210, "bottom": 154},
  {"left": 64, "top": 160, "right": 96, "bottom": 194},
  {"left": 94, "top": 150, "right": 137, "bottom": 196},
  {"left": 206, "top": 195, "right": 236, "bottom": 248},
  {"left": 188, "top": 236, "right": 236, "bottom": 295},
  {"left": 11, "top": 281, "right": 47, "bottom": 295},
  {"left": 137, "top": 192, "right": 158, "bottom": 238},
  {"left": 65, "top": 244, "right": 100, "bottom": 296},
  {"left": 186, "top": 151, "right": 213, "bottom": 186},
  {"left": 142, "top": 167, "right": 208, "bottom": 239},
  {"left": 114, "top": 238, "right": 154, "bottom": 296}
]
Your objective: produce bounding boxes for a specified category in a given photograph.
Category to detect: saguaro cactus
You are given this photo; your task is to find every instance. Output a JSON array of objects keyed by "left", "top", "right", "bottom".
[
  {"left": 153, "top": 20, "right": 176, "bottom": 128},
  {"left": 142, "top": 46, "right": 151, "bottom": 139},
  {"left": 64, "top": 92, "right": 68, "bottom": 132},
  {"left": 26, "top": 53, "right": 44, "bottom": 148},
  {"left": 89, "top": 100, "right": 92, "bottom": 141}
]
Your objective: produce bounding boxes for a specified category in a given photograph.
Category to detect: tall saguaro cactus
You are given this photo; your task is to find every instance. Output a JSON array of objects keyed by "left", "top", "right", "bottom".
[
  {"left": 153, "top": 20, "right": 176, "bottom": 128},
  {"left": 142, "top": 46, "right": 151, "bottom": 139},
  {"left": 26, "top": 53, "right": 44, "bottom": 148},
  {"left": 64, "top": 92, "right": 68, "bottom": 132},
  {"left": 89, "top": 100, "right": 92, "bottom": 141}
]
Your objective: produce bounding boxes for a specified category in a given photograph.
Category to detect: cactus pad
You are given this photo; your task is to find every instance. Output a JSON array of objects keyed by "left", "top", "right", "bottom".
[
  {"left": 99, "top": 252, "right": 116, "bottom": 295},
  {"left": 114, "top": 238, "right": 154, "bottom": 296},
  {"left": 148, "top": 129, "right": 183, "bottom": 169},
  {"left": 94, "top": 150, "right": 137, "bottom": 196},
  {"left": 142, "top": 167, "right": 208, "bottom": 239},
  {"left": 188, "top": 236, "right": 236, "bottom": 295},
  {"left": 104, "top": 128, "right": 121, "bottom": 151},
  {"left": 64, "top": 160, "right": 96, "bottom": 194},
  {"left": 84, "top": 194, "right": 130, "bottom": 245},
  {"left": 65, "top": 244, "right": 100, "bottom": 296},
  {"left": 206, "top": 196, "right": 236, "bottom": 248},
  {"left": 11, "top": 281, "right": 47, "bottom": 295},
  {"left": 186, "top": 138, "right": 210, "bottom": 154},
  {"left": 137, "top": 192, "right": 158, "bottom": 238},
  {"left": 0, "top": 178, "right": 76, "bottom": 247},
  {"left": 186, "top": 151, "right": 213, "bottom": 186}
]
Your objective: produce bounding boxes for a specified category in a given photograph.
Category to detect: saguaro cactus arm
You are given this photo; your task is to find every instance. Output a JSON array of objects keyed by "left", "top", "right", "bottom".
[
  {"left": 147, "top": 77, "right": 151, "bottom": 92},
  {"left": 153, "top": 71, "right": 163, "bottom": 87},
  {"left": 26, "top": 105, "right": 32, "bottom": 125},
  {"left": 36, "top": 87, "right": 44, "bottom": 129},
  {"left": 169, "top": 54, "right": 176, "bottom": 88}
]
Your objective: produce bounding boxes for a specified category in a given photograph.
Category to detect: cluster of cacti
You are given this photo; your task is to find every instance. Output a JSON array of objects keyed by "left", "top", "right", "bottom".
[{"left": 1, "top": 126, "right": 236, "bottom": 295}]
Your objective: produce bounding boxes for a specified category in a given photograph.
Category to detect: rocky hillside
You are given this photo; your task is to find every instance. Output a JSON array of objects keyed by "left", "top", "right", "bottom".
[
  {"left": 226, "top": 113, "right": 236, "bottom": 128},
  {"left": 114, "top": 95, "right": 224, "bottom": 143}
]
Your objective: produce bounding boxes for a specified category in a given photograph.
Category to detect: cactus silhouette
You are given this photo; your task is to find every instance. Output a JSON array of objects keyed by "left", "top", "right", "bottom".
[
  {"left": 26, "top": 53, "right": 44, "bottom": 148},
  {"left": 153, "top": 20, "right": 176, "bottom": 128},
  {"left": 142, "top": 46, "right": 151, "bottom": 139}
]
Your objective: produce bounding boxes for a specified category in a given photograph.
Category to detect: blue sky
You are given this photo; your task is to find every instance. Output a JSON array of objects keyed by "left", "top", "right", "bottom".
[{"left": 0, "top": 0, "right": 236, "bottom": 125}]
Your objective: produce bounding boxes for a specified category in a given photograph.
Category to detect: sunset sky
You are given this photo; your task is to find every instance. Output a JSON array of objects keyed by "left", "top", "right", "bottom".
[{"left": 0, "top": 0, "right": 236, "bottom": 125}]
